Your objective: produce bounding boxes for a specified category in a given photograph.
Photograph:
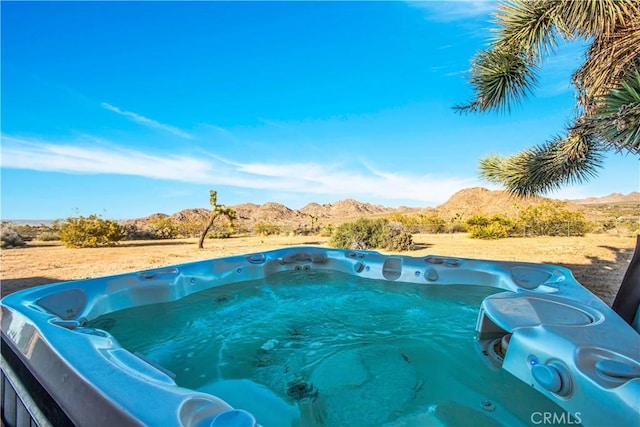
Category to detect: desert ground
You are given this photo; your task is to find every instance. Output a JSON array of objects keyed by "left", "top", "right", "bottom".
[{"left": 1, "top": 233, "right": 636, "bottom": 306}]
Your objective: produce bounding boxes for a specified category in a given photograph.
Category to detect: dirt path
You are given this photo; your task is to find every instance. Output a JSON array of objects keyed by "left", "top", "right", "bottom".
[{"left": 1, "top": 233, "right": 636, "bottom": 305}]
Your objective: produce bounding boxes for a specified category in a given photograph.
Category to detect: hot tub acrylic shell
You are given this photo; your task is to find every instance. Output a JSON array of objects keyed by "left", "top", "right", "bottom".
[{"left": 1, "top": 247, "right": 639, "bottom": 426}]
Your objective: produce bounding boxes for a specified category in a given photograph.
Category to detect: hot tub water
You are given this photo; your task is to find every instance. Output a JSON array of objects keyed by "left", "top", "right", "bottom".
[{"left": 89, "top": 270, "right": 574, "bottom": 426}]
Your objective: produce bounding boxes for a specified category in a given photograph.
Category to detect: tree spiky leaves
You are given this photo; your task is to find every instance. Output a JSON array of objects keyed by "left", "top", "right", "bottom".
[
  {"left": 555, "top": 0, "right": 638, "bottom": 41},
  {"left": 479, "top": 134, "right": 605, "bottom": 197},
  {"left": 209, "top": 190, "right": 218, "bottom": 208},
  {"left": 460, "top": 0, "right": 639, "bottom": 116},
  {"left": 578, "top": 66, "right": 640, "bottom": 153},
  {"left": 574, "top": 10, "right": 640, "bottom": 109},
  {"left": 459, "top": 0, "right": 639, "bottom": 196},
  {"left": 493, "top": 0, "right": 561, "bottom": 57},
  {"left": 455, "top": 47, "right": 538, "bottom": 113}
]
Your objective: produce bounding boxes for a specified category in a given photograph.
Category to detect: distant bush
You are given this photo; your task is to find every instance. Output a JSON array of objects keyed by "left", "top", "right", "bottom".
[
  {"left": 319, "top": 223, "right": 334, "bottom": 237},
  {"left": 1, "top": 225, "right": 26, "bottom": 248},
  {"left": 386, "top": 213, "right": 447, "bottom": 234},
  {"left": 207, "top": 223, "right": 235, "bottom": 239},
  {"left": 386, "top": 213, "right": 421, "bottom": 233},
  {"left": 329, "top": 218, "right": 413, "bottom": 251},
  {"left": 330, "top": 218, "right": 385, "bottom": 249},
  {"left": 294, "top": 226, "right": 317, "bottom": 236},
  {"left": 383, "top": 221, "right": 415, "bottom": 251},
  {"left": 59, "top": 215, "right": 125, "bottom": 248},
  {"left": 254, "top": 222, "right": 282, "bottom": 236},
  {"left": 175, "top": 219, "right": 208, "bottom": 238},
  {"left": 419, "top": 214, "right": 447, "bottom": 233},
  {"left": 602, "top": 218, "right": 640, "bottom": 237},
  {"left": 147, "top": 216, "right": 178, "bottom": 239},
  {"left": 7, "top": 223, "right": 61, "bottom": 242},
  {"left": 467, "top": 214, "right": 517, "bottom": 239},
  {"left": 38, "top": 231, "right": 60, "bottom": 241},
  {"left": 448, "top": 213, "right": 468, "bottom": 233},
  {"left": 122, "top": 224, "right": 156, "bottom": 240},
  {"left": 518, "top": 202, "right": 591, "bottom": 237},
  {"left": 465, "top": 202, "right": 593, "bottom": 239},
  {"left": 3, "top": 223, "right": 58, "bottom": 241}
]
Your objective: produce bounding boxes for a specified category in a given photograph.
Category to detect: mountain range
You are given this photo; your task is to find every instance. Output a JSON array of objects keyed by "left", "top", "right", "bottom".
[{"left": 128, "top": 187, "right": 638, "bottom": 232}]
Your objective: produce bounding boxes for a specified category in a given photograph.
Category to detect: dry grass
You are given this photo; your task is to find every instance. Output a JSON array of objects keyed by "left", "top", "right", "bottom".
[{"left": 1, "top": 233, "right": 636, "bottom": 306}]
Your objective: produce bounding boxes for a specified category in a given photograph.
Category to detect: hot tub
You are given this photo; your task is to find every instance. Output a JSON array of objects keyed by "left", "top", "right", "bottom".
[{"left": 1, "top": 247, "right": 639, "bottom": 426}]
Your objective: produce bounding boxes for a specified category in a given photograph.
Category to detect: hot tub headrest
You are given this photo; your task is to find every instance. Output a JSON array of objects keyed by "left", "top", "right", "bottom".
[{"left": 37, "top": 288, "right": 87, "bottom": 320}]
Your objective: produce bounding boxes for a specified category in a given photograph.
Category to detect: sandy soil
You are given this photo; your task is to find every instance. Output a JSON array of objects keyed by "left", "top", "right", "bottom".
[{"left": 1, "top": 233, "right": 636, "bottom": 306}]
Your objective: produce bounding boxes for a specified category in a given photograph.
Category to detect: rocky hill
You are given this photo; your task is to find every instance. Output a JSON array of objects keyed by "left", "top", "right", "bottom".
[
  {"left": 437, "top": 187, "right": 533, "bottom": 217},
  {"left": 126, "top": 198, "right": 395, "bottom": 233},
  {"left": 233, "top": 202, "right": 310, "bottom": 229},
  {"left": 127, "top": 187, "right": 637, "bottom": 233},
  {"left": 571, "top": 192, "right": 639, "bottom": 205},
  {"left": 230, "top": 199, "right": 394, "bottom": 231},
  {"left": 300, "top": 199, "right": 392, "bottom": 220},
  {"left": 436, "top": 187, "right": 585, "bottom": 218}
]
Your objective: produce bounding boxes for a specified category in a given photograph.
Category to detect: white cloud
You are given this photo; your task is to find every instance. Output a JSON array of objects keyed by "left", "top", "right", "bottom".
[
  {"left": 101, "top": 102, "right": 194, "bottom": 139},
  {"left": 1, "top": 136, "right": 210, "bottom": 182},
  {"left": 407, "top": 0, "right": 496, "bottom": 22},
  {"left": 1, "top": 135, "right": 482, "bottom": 206}
]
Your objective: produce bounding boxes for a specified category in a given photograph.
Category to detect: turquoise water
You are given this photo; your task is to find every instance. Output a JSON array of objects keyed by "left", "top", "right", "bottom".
[{"left": 90, "top": 269, "right": 572, "bottom": 427}]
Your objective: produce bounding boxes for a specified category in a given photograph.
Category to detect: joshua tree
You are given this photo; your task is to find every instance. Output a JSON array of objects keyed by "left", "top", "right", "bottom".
[
  {"left": 198, "top": 190, "right": 236, "bottom": 249},
  {"left": 457, "top": 0, "right": 639, "bottom": 197}
]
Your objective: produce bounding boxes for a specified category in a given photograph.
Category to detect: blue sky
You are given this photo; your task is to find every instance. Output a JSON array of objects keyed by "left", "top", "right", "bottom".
[{"left": 1, "top": 1, "right": 638, "bottom": 220}]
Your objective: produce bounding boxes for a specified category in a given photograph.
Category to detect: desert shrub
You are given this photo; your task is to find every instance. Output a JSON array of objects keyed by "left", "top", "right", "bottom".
[
  {"left": 466, "top": 203, "right": 593, "bottom": 239},
  {"left": 319, "top": 223, "right": 334, "bottom": 237},
  {"left": 467, "top": 214, "right": 517, "bottom": 239},
  {"left": 5, "top": 223, "right": 59, "bottom": 241},
  {"left": 176, "top": 219, "right": 207, "bottom": 238},
  {"left": 592, "top": 219, "right": 616, "bottom": 234},
  {"left": 383, "top": 221, "right": 415, "bottom": 251},
  {"left": 625, "top": 221, "right": 640, "bottom": 236},
  {"left": 207, "top": 223, "right": 235, "bottom": 238},
  {"left": 572, "top": 218, "right": 637, "bottom": 236},
  {"left": 449, "top": 222, "right": 468, "bottom": 233},
  {"left": 419, "top": 214, "right": 446, "bottom": 233},
  {"left": 466, "top": 214, "right": 490, "bottom": 228},
  {"left": 38, "top": 231, "right": 60, "bottom": 241},
  {"left": 330, "top": 218, "right": 385, "bottom": 249},
  {"left": 59, "top": 214, "right": 125, "bottom": 248},
  {"left": 1, "top": 225, "right": 26, "bottom": 248},
  {"left": 612, "top": 218, "right": 640, "bottom": 237},
  {"left": 329, "top": 218, "right": 413, "bottom": 251},
  {"left": 386, "top": 213, "right": 421, "bottom": 233},
  {"left": 294, "top": 226, "right": 317, "bottom": 236},
  {"left": 254, "top": 222, "right": 281, "bottom": 236},
  {"left": 545, "top": 210, "right": 591, "bottom": 236},
  {"left": 448, "top": 213, "right": 467, "bottom": 233},
  {"left": 6, "top": 224, "right": 35, "bottom": 241},
  {"left": 121, "top": 224, "right": 156, "bottom": 240},
  {"left": 147, "top": 217, "right": 178, "bottom": 239},
  {"left": 518, "top": 202, "right": 591, "bottom": 237},
  {"left": 386, "top": 213, "right": 447, "bottom": 234}
]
